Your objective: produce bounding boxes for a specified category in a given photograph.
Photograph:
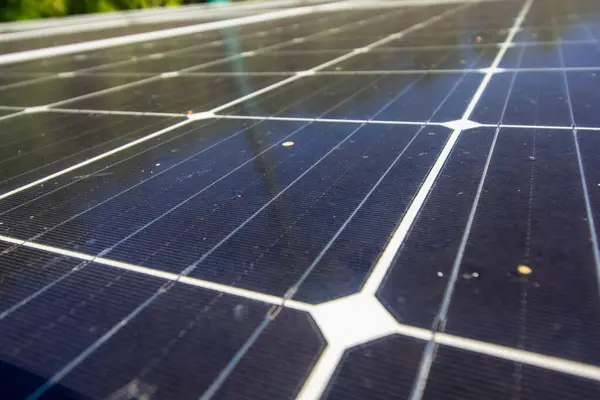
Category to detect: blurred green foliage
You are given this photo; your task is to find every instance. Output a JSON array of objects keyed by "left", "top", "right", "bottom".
[{"left": 0, "top": 0, "right": 204, "bottom": 22}]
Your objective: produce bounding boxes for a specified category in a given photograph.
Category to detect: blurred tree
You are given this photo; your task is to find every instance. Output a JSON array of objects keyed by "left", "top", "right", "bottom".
[
  {"left": 0, "top": 0, "right": 212, "bottom": 22},
  {"left": 1, "top": 0, "right": 68, "bottom": 21}
]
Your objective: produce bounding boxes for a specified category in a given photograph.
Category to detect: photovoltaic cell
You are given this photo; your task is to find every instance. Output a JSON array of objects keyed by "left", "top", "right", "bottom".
[
  {"left": 423, "top": 346, "right": 600, "bottom": 400},
  {"left": 55, "top": 283, "right": 322, "bottom": 400},
  {"left": 0, "top": 75, "right": 145, "bottom": 107},
  {"left": 91, "top": 33, "right": 224, "bottom": 57},
  {"left": 564, "top": 71, "right": 600, "bottom": 127},
  {"left": 382, "top": 28, "right": 509, "bottom": 47},
  {"left": 199, "top": 51, "right": 347, "bottom": 73},
  {"left": 186, "top": 125, "right": 447, "bottom": 299},
  {"left": 324, "top": 335, "right": 424, "bottom": 400},
  {"left": 0, "top": 112, "right": 180, "bottom": 194},
  {"left": 443, "top": 128, "right": 600, "bottom": 364},
  {"left": 379, "top": 127, "right": 495, "bottom": 328},
  {"left": 324, "top": 47, "right": 496, "bottom": 71},
  {"left": 203, "top": 309, "right": 323, "bottom": 400},
  {"left": 500, "top": 42, "right": 600, "bottom": 68},
  {"left": 0, "top": 264, "right": 165, "bottom": 397},
  {"left": 64, "top": 74, "right": 283, "bottom": 113},
  {"left": 471, "top": 72, "right": 572, "bottom": 125},
  {"left": 92, "top": 53, "right": 242, "bottom": 74},
  {"left": 578, "top": 131, "right": 600, "bottom": 245},
  {"left": 224, "top": 73, "right": 483, "bottom": 122},
  {"left": 0, "top": 244, "right": 81, "bottom": 315},
  {"left": 0, "top": 117, "right": 244, "bottom": 218},
  {"left": 514, "top": 26, "right": 592, "bottom": 42},
  {"left": 291, "top": 126, "right": 450, "bottom": 303}
]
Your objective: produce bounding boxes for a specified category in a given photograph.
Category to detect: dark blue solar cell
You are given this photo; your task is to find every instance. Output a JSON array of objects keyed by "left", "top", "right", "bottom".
[{"left": 424, "top": 346, "right": 600, "bottom": 400}]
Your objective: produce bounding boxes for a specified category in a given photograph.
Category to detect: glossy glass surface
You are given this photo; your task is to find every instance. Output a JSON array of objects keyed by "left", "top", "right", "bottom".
[{"left": 2, "top": 1, "right": 600, "bottom": 399}]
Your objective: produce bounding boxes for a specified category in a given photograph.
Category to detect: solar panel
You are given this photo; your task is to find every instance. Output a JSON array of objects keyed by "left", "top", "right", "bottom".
[{"left": 1, "top": 0, "right": 600, "bottom": 399}]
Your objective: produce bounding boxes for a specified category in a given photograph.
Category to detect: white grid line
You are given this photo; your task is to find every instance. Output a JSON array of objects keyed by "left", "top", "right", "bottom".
[
  {"left": 160, "top": 71, "right": 296, "bottom": 76},
  {"left": 6, "top": 107, "right": 600, "bottom": 132},
  {"left": 296, "top": 68, "right": 489, "bottom": 74},
  {"left": 48, "top": 107, "right": 186, "bottom": 118},
  {"left": 215, "top": 114, "right": 437, "bottom": 126},
  {"left": 0, "top": 107, "right": 190, "bottom": 118},
  {"left": 501, "top": 66, "right": 600, "bottom": 72},
  {"left": 480, "top": 123, "right": 600, "bottom": 131},
  {"left": 8, "top": 107, "right": 600, "bottom": 132}
]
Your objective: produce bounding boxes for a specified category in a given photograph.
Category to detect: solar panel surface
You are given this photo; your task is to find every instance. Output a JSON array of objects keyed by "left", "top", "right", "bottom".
[{"left": 1, "top": 0, "right": 600, "bottom": 399}]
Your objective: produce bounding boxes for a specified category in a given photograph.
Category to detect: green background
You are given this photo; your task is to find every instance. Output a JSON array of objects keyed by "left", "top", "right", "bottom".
[{"left": 0, "top": 0, "right": 233, "bottom": 22}]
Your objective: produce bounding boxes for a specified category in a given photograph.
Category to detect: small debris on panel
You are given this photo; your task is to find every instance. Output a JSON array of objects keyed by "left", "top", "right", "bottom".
[{"left": 517, "top": 265, "right": 532, "bottom": 275}]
